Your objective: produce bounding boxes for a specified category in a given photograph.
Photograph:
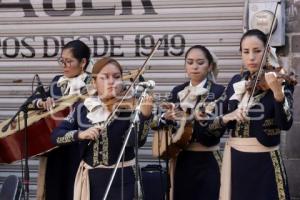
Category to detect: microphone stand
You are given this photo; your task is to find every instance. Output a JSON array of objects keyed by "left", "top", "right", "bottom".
[
  {"left": 165, "top": 128, "right": 170, "bottom": 200},
  {"left": 154, "top": 106, "right": 169, "bottom": 200},
  {"left": 2, "top": 86, "right": 44, "bottom": 200},
  {"left": 103, "top": 86, "right": 150, "bottom": 200}
]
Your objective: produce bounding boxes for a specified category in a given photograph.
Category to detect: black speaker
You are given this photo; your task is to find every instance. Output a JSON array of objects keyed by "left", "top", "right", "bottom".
[
  {"left": 141, "top": 165, "right": 167, "bottom": 200},
  {"left": 0, "top": 175, "right": 23, "bottom": 200}
]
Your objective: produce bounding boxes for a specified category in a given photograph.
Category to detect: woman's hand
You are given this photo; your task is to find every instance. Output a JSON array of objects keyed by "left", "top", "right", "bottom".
[
  {"left": 222, "top": 107, "right": 247, "bottom": 124},
  {"left": 194, "top": 110, "right": 207, "bottom": 121},
  {"left": 264, "top": 72, "right": 284, "bottom": 102},
  {"left": 78, "top": 127, "right": 101, "bottom": 141},
  {"left": 194, "top": 102, "right": 208, "bottom": 121},
  {"left": 160, "top": 102, "right": 177, "bottom": 121},
  {"left": 140, "top": 95, "right": 154, "bottom": 118},
  {"left": 38, "top": 97, "right": 55, "bottom": 111}
]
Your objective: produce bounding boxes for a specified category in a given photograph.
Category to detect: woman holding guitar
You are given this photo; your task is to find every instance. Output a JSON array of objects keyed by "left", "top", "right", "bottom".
[
  {"left": 51, "top": 57, "right": 153, "bottom": 200},
  {"left": 161, "top": 45, "right": 225, "bottom": 200},
  {"left": 34, "top": 40, "right": 92, "bottom": 200}
]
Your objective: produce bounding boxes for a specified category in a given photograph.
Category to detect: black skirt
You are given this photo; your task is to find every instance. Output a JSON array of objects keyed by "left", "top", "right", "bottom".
[
  {"left": 45, "top": 143, "right": 82, "bottom": 200},
  {"left": 174, "top": 150, "right": 221, "bottom": 200},
  {"left": 231, "top": 148, "right": 290, "bottom": 200},
  {"left": 88, "top": 166, "right": 135, "bottom": 200}
]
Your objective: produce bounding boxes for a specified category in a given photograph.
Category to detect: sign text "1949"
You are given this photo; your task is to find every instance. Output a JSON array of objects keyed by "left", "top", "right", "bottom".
[{"left": 135, "top": 34, "right": 185, "bottom": 57}]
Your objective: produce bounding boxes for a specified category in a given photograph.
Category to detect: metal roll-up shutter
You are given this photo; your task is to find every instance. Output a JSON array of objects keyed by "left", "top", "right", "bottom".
[{"left": 0, "top": 0, "right": 244, "bottom": 198}]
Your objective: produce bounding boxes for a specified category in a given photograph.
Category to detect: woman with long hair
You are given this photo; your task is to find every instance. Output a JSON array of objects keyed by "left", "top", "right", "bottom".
[
  {"left": 161, "top": 45, "right": 225, "bottom": 200},
  {"left": 210, "top": 29, "right": 294, "bottom": 200}
]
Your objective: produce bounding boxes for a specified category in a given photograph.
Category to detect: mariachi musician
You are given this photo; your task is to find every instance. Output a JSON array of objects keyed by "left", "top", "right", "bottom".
[
  {"left": 34, "top": 40, "right": 92, "bottom": 200},
  {"left": 208, "top": 29, "right": 295, "bottom": 200},
  {"left": 51, "top": 57, "right": 153, "bottom": 200},
  {"left": 159, "top": 45, "right": 225, "bottom": 200}
]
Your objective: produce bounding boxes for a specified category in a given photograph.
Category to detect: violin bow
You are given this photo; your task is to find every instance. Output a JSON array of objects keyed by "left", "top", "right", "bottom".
[{"left": 246, "top": 2, "right": 280, "bottom": 108}]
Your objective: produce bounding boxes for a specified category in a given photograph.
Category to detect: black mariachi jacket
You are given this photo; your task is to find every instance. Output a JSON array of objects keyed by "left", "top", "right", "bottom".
[
  {"left": 166, "top": 80, "right": 225, "bottom": 147},
  {"left": 209, "top": 71, "right": 294, "bottom": 147},
  {"left": 51, "top": 101, "right": 152, "bottom": 167}
]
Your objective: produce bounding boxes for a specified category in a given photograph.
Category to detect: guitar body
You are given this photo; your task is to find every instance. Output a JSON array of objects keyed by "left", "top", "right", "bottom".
[
  {"left": 152, "top": 127, "right": 180, "bottom": 159},
  {"left": 0, "top": 95, "right": 81, "bottom": 163},
  {"left": 152, "top": 81, "right": 213, "bottom": 159},
  {"left": 152, "top": 118, "right": 193, "bottom": 159}
]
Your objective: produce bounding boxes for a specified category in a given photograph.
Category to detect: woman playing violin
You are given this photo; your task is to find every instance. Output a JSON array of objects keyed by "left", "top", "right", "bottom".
[
  {"left": 209, "top": 29, "right": 294, "bottom": 200},
  {"left": 161, "top": 45, "right": 225, "bottom": 200},
  {"left": 51, "top": 57, "right": 153, "bottom": 200},
  {"left": 34, "top": 40, "right": 92, "bottom": 200}
]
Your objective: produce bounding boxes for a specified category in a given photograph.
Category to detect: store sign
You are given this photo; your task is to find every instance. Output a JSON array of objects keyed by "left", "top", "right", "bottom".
[
  {"left": 0, "top": 1, "right": 188, "bottom": 58},
  {"left": 0, "top": 34, "right": 186, "bottom": 58},
  {"left": 0, "top": 0, "right": 157, "bottom": 17}
]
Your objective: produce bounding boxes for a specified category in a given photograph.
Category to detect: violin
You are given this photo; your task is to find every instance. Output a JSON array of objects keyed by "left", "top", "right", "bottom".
[
  {"left": 246, "top": 64, "right": 298, "bottom": 93},
  {"left": 102, "top": 95, "right": 137, "bottom": 112},
  {"left": 245, "top": 3, "right": 295, "bottom": 106}
]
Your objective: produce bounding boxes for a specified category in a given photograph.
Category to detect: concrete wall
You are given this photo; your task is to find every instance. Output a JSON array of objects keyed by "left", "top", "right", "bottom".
[{"left": 283, "top": 0, "right": 300, "bottom": 199}]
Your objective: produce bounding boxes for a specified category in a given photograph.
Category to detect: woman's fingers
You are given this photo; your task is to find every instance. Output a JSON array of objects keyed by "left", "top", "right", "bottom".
[
  {"left": 223, "top": 107, "right": 246, "bottom": 123},
  {"left": 79, "top": 127, "right": 100, "bottom": 140},
  {"left": 89, "top": 127, "right": 100, "bottom": 140},
  {"left": 160, "top": 102, "right": 175, "bottom": 110},
  {"left": 164, "top": 110, "right": 176, "bottom": 120},
  {"left": 194, "top": 111, "right": 207, "bottom": 121},
  {"left": 235, "top": 107, "right": 247, "bottom": 123},
  {"left": 42, "top": 97, "right": 55, "bottom": 111},
  {"left": 141, "top": 95, "right": 154, "bottom": 117}
]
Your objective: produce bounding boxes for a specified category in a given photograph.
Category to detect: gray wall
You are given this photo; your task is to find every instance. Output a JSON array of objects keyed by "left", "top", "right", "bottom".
[{"left": 284, "top": 1, "right": 300, "bottom": 199}]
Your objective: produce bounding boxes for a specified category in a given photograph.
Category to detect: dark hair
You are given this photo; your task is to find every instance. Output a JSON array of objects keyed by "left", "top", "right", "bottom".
[
  {"left": 185, "top": 45, "right": 213, "bottom": 65},
  {"left": 62, "top": 40, "right": 91, "bottom": 70},
  {"left": 239, "top": 29, "right": 267, "bottom": 51}
]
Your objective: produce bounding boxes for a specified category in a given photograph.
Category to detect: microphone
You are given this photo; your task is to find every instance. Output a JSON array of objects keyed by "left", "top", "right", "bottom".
[
  {"left": 1, "top": 121, "right": 11, "bottom": 132},
  {"left": 35, "top": 74, "right": 47, "bottom": 101},
  {"left": 136, "top": 80, "right": 155, "bottom": 89},
  {"left": 2, "top": 75, "right": 47, "bottom": 133}
]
